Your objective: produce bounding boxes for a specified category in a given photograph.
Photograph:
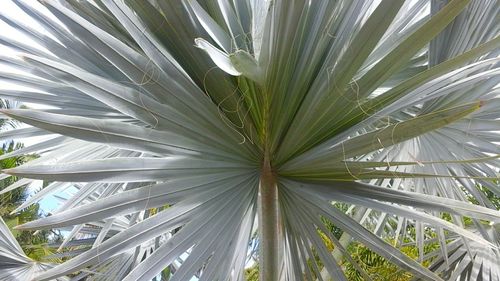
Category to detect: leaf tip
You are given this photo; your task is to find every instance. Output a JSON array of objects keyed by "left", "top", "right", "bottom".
[
  {"left": 13, "top": 224, "right": 24, "bottom": 230},
  {"left": 193, "top": 38, "right": 205, "bottom": 49},
  {"left": 2, "top": 168, "right": 14, "bottom": 175},
  {"left": 0, "top": 109, "right": 21, "bottom": 119},
  {"left": 14, "top": 220, "right": 37, "bottom": 230}
]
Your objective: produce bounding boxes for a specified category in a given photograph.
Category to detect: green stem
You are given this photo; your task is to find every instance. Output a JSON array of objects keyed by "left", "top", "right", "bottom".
[{"left": 258, "top": 153, "right": 280, "bottom": 280}]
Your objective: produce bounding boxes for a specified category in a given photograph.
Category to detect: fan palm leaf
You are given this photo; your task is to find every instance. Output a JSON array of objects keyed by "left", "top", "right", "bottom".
[{"left": 0, "top": 0, "right": 499, "bottom": 280}]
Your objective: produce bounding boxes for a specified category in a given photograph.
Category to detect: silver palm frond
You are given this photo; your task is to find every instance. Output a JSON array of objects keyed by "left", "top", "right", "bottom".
[{"left": 0, "top": 0, "right": 499, "bottom": 280}]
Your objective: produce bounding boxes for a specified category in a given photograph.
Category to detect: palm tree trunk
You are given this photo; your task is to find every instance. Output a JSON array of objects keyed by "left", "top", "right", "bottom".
[{"left": 258, "top": 153, "right": 280, "bottom": 280}]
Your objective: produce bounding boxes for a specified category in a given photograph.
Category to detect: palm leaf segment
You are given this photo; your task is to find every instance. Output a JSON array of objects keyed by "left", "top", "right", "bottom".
[
  {"left": 0, "top": 217, "right": 67, "bottom": 281},
  {"left": 0, "top": 0, "right": 499, "bottom": 280}
]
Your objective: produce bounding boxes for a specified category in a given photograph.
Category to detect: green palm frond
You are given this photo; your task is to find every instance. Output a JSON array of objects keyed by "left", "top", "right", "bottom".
[{"left": 0, "top": 0, "right": 499, "bottom": 280}]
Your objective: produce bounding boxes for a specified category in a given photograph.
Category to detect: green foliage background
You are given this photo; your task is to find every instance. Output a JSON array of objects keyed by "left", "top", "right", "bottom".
[{"left": 0, "top": 141, "right": 62, "bottom": 261}]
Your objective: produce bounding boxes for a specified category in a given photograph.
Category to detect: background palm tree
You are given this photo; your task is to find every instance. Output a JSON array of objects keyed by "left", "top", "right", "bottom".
[
  {"left": 0, "top": 216, "right": 67, "bottom": 281},
  {"left": 0, "top": 0, "right": 499, "bottom": 280},
  {"left": 0, "top": 103, "right": 64, "bottom": 280}
]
